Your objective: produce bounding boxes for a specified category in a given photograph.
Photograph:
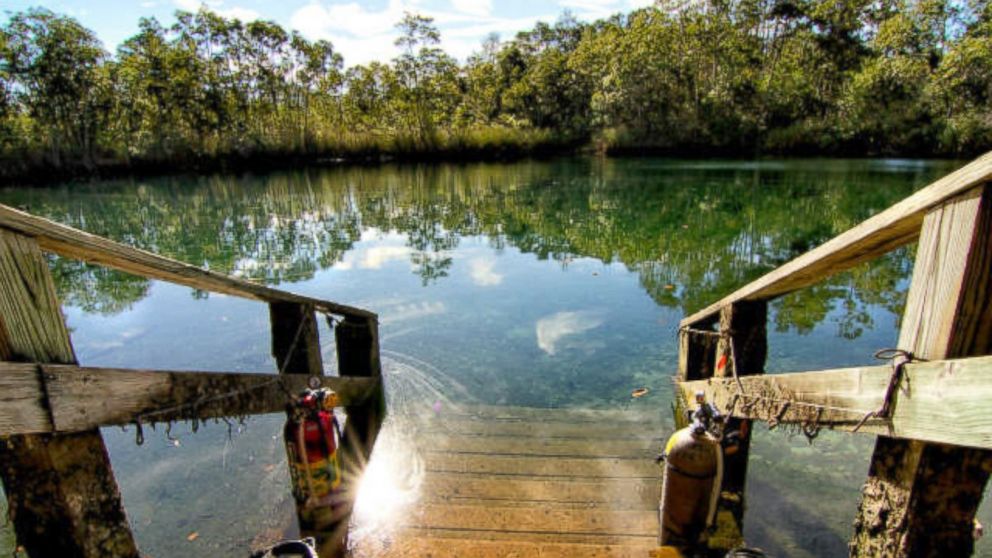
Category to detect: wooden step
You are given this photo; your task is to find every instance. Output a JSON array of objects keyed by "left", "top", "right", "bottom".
[
  {"left": 351, "top": 404, "right": 662, "bottom": 556},
  {"left": 420, "top": 431, "right": 661, "bottom": 459},
  {"left": 406, "top": 416, "right": 665, "bottom": 441},
  {"left": 402, "top": 503, "right": 656, "bottom": 537},
  {"left": 352, "top": 532, "right": 657, "bottom": 558},
  {"left": 420, "top": 474, "right": 660, "bottom": 510},
  {"left": 423, "top": 452, "right": 658, "bottom": 479},
  {"left": 438, "top": 404, "right": 666, "bottom": 425}
]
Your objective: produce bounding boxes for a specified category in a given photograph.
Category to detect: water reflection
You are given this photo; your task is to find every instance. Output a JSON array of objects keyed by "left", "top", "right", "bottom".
[
  {"left": 0, "top": 158, "right": 955, "bottom": 338},
  {"left": 536, "top": 310, "right": 604, "bottom": 356}
]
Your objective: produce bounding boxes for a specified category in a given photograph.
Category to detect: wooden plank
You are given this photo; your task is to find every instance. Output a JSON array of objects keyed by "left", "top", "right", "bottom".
[
  {"left": 421, "top": 431, "right": 659, "bottom": 459},
  {"left": 677, "top": 324, "right": 718, "bottom": 381},
  {"left": 0, "top": 363, "right": 380, "bottom": 435},
  {"left": 353, "top": 534, "right": 655, "bottom": 558},
  {"left": 270, "top": 302, "right": 324, "bottom": 377},
  {"left": 681, "top": 152, "right": 992, "bottom": 327},
  {"left": 410, "top": 417, "right": 663, "bottom": 440},
  {"left": 431, "top": 404, "right": 666, "bottom": 425},
  {"left": 681, "top": 355, "right": 992, "bottom": 449},
  {"left": 0, "top": 203, "right": 375, "bottom": 320},
  {"left": 710, "top": 302, "right": 766, "bottom": 550},
  {"left": 402, "top": 503, "right": 657, "bottom": 537},
  {"left": 681, "top": 365, "right": 887, "bottom": 429},
  {"left": 0, "top": 230, "right": 139, "bottom": 558},
  {"left": 420, "top": 474, "right": 660, "bottom": 510},
  {"left": 356, "top": 528, "right": 657, "bottom": 558},
  {"left": 852, "top": 184, "right": 992, "bottom": 557},
  {"left": 0, "top": 362, "right": 49, "bottom": 435},
  {"left": 423, "top": 451, "right": 659, "bottom": 479},
  {"left": 336, "top": 316, "right": 386, "bottom": 462}
]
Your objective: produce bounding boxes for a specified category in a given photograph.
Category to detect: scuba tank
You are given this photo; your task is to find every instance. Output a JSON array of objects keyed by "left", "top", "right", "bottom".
[
  {"left": 658, "top": 392, "right": 723, "bottom": 550},
  {"left": 284, "top": 388, "right": 343, "bottom": 512}
]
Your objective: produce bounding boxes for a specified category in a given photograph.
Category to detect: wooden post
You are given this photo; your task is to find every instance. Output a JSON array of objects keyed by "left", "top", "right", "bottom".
[
  {"left": 270, "top": 301, "right": 323, "bottom": 376},
  {"left": 850, "top": 184, "right": 992, "bottom": 557},
  {"left": 677, "top": 316, "right": 719, "bottom": 382},
  {"left": 335, "top": 316, "right": 385, "bottom": 463},
  {"left": 711, "top": 301, "right": 767, "bottom": 550},
  {"left": 0, "top": 230, "right": 138, "bottom": 558},
  {"left": 269, "top": 301, "right": 344, "bottom": 555}
]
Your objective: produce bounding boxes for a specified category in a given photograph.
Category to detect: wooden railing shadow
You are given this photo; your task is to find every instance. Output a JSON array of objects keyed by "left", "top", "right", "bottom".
[
  {"left": 0, "top": 204, "right": 385, "bottom": 558},
  {"left": 674, "top": 152, "right": 992, "bottom": 557}
]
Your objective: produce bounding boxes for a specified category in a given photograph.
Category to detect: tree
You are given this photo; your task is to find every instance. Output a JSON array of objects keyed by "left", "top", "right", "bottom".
[
  {"left": 3, "top": 8, "right": 110, "bottom": 167},
  {"left": 393, "top": 12, "right": 461, "bottom": 147}
]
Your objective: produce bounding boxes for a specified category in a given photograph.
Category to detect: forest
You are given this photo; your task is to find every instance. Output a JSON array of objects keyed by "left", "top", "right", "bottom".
[{"left": 0, "top": 1, "right": 990, "bottom": 181}]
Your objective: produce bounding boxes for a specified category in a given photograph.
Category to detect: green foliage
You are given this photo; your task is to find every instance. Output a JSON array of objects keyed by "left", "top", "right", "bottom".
[{"left": 0, "top": 0, "right": 990, "bottom": 178}]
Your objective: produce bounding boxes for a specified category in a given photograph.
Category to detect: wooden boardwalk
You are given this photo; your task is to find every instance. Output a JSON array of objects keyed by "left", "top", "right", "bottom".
[{"left": 351, "top": 405, "right": 664, "bottom": 557}]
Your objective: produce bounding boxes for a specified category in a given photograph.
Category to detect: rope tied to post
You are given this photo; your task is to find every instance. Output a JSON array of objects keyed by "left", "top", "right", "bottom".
[
  {"left": 125, "top": 315, "right": 318, "bottom": 445},
  {"left": 852, "top": 348, "right": 916, "bottom": 433},
  {"left": 679, "top": 326, "right": 920, "bottom": 442},
  {"left": 678, "top": 325, "right": 746, "bottom": 401}
]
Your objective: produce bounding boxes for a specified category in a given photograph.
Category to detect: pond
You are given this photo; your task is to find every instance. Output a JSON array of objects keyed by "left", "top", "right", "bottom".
[{"left": 1, "top": 157, "right": 988, "bottom": 557}]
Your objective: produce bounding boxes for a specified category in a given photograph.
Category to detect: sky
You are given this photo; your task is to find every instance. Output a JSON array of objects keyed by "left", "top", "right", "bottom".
[{"left": 3, "top": 0, "right": 653, "bottom": 66}]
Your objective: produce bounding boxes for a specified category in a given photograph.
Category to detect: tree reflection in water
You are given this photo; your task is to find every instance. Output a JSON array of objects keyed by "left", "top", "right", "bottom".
[{"left": 3, "top": 157, "right": 953, "bottom": 336}]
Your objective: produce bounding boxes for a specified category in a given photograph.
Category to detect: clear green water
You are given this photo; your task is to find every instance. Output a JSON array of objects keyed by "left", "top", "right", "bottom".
[{"left": 1, "top": 157, "right": 988, "bottom": 557}]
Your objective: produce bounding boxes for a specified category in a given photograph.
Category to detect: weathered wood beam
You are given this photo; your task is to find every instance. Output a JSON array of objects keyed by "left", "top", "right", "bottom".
[
  {"left": 0, "top": 203, "right": 376, "bottom": 320},
  {"left": 711, "top": 301, "right": 766, "bottom": 551},
  {"left": 677, "top": 317, "right": 718, "bottom": 382},
  {"left": 681, "top": 152, "right": 992, "bottom": 327},
  {"left": 336, "top": 316, "right": 386, "bottom": 464},
  {"left": 0, "top": 362, "right": 381, "bottom": 436},
  {"left": 852, "top": 183, "right": 992, "bottom": 557},
  {"left": 0, "top": 230, "right": 139, "bottom": 558},
  {"left": 680, "top": 355, "right": 992, "bottom": 449}
]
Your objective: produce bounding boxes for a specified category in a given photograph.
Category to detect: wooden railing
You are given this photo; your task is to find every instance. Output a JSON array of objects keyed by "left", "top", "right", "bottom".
[
  {"left": 0, "top": 204, "right": 385, "bottom": 558},
  {"left": 675, "top": 152, "right": 992, "bottom": 557}
]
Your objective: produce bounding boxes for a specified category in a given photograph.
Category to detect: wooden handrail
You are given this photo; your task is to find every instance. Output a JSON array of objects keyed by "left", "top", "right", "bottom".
[
  {"left": 0, "top": 203, "right": 377, "bottom": 320},
  {"left": 681, "top": 151, "right": 992, "bottom": 327},
  {"left": 679, "top": 354, "right": 992, "bottom": 450},
  {"left": 0, "top": 362, "right": 381, "bottom": 435}
]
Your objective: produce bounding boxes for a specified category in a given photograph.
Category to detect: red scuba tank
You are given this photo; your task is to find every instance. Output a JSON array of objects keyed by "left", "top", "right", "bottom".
[
  {"left": 285, "top": 389, "right": 342, "bottom": 509},
  {"left": 659, "top": 423, "right": 722, "bottom": 550}
]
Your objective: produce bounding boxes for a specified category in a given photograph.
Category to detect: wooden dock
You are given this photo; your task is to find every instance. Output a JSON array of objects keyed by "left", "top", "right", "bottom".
[
  {"left": 3, "top": 151, "right": 992, "bottom": 558},
  {"left": 351, "top": 404, "right": 663, "bottom": 558}
]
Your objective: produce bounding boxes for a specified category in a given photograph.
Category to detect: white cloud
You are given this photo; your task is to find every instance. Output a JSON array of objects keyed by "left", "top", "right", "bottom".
[
  {"left": 468, "top": 257, "right": 503, "bottom": 286},
  {"left": 290, "top": 0, "right": 555, "bottom": 65},
  {"left": 451, "top": 0, "right": 492, "bottom": 17},
  {"left": 173, "top": 0, "right": 261, "bottom": 21},
  {"left": 556, "top": 0, "right": 652, "bottom": 19},
  {"left": 536, "top": 310, "right": 603, "bottom": 356},
  {"left": 218, "top": 6, "right": 262, "bottom": 21},
  {"left": 359, "top": 245, "right": 413, "bottom": 269},
  {"left": 380, "top": 301, "right": 447, "bottom": 324}
]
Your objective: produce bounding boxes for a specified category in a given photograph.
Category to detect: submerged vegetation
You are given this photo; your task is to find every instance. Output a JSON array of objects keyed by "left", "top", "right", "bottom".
[{"left": 0, "top": 1, "right": 990, "bottom": 180}]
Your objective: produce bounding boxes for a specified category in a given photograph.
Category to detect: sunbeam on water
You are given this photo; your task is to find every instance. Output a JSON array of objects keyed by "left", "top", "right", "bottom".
[
  {"left": 349, "top": 423, "right": 424, "bottom": 546},
  {"left": 348, "top": 351, "right": 472, "bottom": 552}
]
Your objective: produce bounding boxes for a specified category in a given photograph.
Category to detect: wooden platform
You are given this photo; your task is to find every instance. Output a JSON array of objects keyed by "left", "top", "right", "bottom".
[{"left": 350, "top": 404, "right": 664, "bottom": 557}]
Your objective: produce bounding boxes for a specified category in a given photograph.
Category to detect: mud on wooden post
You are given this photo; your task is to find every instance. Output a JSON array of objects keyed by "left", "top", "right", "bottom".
[{"left": 850, "top": 182, "right": 992, "bottom": 558}]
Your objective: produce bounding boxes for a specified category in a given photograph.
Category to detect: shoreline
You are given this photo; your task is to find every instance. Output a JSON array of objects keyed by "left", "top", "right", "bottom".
[{"left": 0, "top": 141, "right": 977, "bottom": 188}]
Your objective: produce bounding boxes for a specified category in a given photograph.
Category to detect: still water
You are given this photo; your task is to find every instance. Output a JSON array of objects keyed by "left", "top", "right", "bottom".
[{"left": 0, "top": 157, "right": 988, "bottom": 557}]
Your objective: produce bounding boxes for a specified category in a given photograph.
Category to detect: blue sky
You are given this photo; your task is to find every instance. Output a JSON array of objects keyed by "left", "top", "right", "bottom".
[{"left": 4, "top": 0, "right": 652, "bottom": 66}]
